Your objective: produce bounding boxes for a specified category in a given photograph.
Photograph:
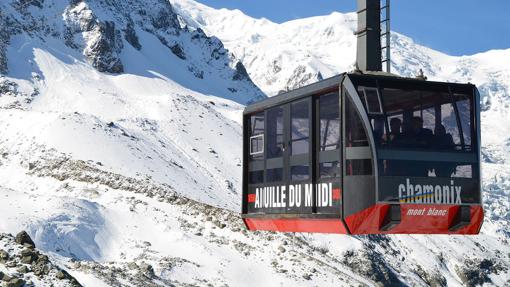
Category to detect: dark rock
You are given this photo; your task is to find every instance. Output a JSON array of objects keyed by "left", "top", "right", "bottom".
[
  {"left": 139, "top": 262, "right": 154, "bottom": 277},
  {"left": 21, "top": 252, "right": 37, "bottom": 264},
  {"left": 16, "top": 266, "right": 29, "bottom": 274},
  {"left": 56, "top": 270, "right": 66, "bottom": 280},
  {"left": 31, "top": 255, "right": 50, "bottom": 276},
  {"left": 85, "top": 21, "right": 124, "bottom": 74},
  {"left": 28, "top": 162, "right": 36, "bottom": 170},
  {"left": 0, "top": 249, "right": 9, "bottom": 262},
  {"left": 14, "top": 0, "right": 43, "bottom": 9},
  {"left": 342, "top": 249, "right": 404, "bottom": 287},
  {"left": 15, "top": 231, "right": 35, "bottom": 248},
  {"left": 455, "top": 258, "right": 504, "bottom": 287},
  {"left": 124, "top": 22, "right": 141, "bottom": 50},
  {"left": 2, "top": 273, "right": 12, "bottom": 282},
  {"left": 170, "top": 44, "right": 186, "bottom": 60},
  {"left": 0, "top": 271, "right": 3, "bottom": 280},
  {"left": 150, "top": 4, "right": 179, "bottom": 30},
  {"left": 232, "top": 62, "right": 249, "bottom": 81},
  {"left": 7, "top": 278, "right": 25, "bottom": 287},
  {"left": 127, "top": 262, "right": 138, "bottom": 270},
  {"left": 413, "top": 265, "right": 446, "bottom": 287}
]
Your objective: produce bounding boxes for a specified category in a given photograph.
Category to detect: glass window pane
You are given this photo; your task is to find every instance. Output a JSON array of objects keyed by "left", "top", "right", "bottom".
[
  {"left": 319, "top": 93, "right": 340, "bottom": 151},
  {"left": 381, "top": 160, "right": 473, "bottom": 179},
  {"left": 346, "top": 95, "right": 369, "bottom": 147},
  {"left": 441, "top": 102, "right": 460, "bottom": 147},
  {"left": 250, "top": 135, "right": 264, "bottom": 155},
  {"left": 347, "top": 159, "right": 372, "bottom": 175},
  {"left": 362, "top": 87, "right": 382, "bottom": 114},
  {"left": 455, "top": 95, "right": 472, "bottom": 148},
  {"left": 250, "top": 113, "right": 264, "bottom": 160},
  {"left": 251, "top": 112, "right": 264, "bottom": 136},
  {"left": 267, "top": 168, "right": 283, "bottom": 182},
  {"left": 291, "top": 165, "right": 309, "bottom": 181},
  {"left": 320, "top": 161, "right": 341, "bottom": 179},
  {"left": 249, "top": 171, "right": 264, "bottom": 184},
  {"left": 266, "top": 107, "right": 284, "bottom": 159},
  {"left": 291, "top": 100, "right": 309, "bottom": 155},
  {"left": 376, "top": 86, "right": 473, "bottom": 152}
]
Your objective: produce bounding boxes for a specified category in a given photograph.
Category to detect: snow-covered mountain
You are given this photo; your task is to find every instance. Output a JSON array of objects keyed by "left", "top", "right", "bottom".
[{"left": 0, "top": 0, "right": 508, "bottom": 286}]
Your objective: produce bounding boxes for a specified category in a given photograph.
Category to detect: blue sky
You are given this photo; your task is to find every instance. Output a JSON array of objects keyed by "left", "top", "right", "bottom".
[{"left": 195, "top": 0, "right": 510, "bottom": 56}]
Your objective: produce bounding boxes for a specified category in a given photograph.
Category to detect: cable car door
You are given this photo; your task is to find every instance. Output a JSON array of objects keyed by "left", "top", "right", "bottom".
[
  {"left": 286, "top": 98, "right": 313, "bottom": 214},
  {"left": 315, "top": 92, "right": 342, "bottom": 215}
]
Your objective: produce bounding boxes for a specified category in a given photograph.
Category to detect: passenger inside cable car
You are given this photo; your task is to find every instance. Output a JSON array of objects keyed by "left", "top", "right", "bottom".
[{"left": 352, "top": 77, "right": 479, "bottom": 204}]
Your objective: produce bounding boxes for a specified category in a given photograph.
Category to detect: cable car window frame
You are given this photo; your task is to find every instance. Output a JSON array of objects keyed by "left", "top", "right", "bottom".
[
  {"left": 289, "top": 97, "right": 312, "bottom": 183},
  {"left": 316, "top": 92, "right": 341, "bottom": 180},
  {"left": 249, "top": 134, "right": 264, "bottom": 156},
  {"left": 360, "top": 86, "right": 383, "bottom": 115}
]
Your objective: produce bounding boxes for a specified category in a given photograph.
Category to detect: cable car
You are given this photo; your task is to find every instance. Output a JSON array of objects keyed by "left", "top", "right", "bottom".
[{"left": 241, "top": 0, "right": 483, "bottom": 234}]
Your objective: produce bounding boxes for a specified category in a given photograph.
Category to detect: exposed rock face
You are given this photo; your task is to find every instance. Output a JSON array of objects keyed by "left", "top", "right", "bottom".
[
  {"left": 342, "top": 249, "right": 404, "bottom": 286},
  {"left": 233, "top": 61, "right": 250, "bottom": 81},
  {"left": 0, "top": 231, "right": 82, "bottom": 287},
  {"left": 15, "top": 231, "right": 35, "bottom": 248},
  {"left": 123, "top": 22, "right": 141, "bottom": 50},
  {"left": 455, "top": 258, "right": 508, "bottom": 287},
  {"left": 284, "top": 65, "right": 323, "bottom": 91},
  {"left": 0, "top": 12, "right": 15, "bottom": 74},
  {"left": 64, "top": 2, "right": 124, "bottom": 73},
  {"left": 83, "top": 20, "right": 124, "bottom": 73},
  {"left": 0, "top": 0, "right": 266, "bottom": 104}
]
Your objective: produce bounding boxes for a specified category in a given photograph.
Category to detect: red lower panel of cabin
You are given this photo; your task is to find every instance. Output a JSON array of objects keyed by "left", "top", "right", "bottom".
[
  {"left": 243, "top": 204, "right": 483, "bottom": 234},
  {"left": 243, "top": 218, "right": 349, "bottom": 234},
  {"left": 345, "top": 204, "right": 483, "bottom": 234}
]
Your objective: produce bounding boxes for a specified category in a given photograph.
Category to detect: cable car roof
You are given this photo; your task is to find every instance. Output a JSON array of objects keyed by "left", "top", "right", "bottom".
[{"left": 244, "top": 72, "right": 476, "bottom": 115}]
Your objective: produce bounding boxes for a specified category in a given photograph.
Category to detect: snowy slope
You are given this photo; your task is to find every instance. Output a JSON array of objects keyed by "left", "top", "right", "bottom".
[{"left": 0, "top": 0, "right": 508, "bottom": 286}]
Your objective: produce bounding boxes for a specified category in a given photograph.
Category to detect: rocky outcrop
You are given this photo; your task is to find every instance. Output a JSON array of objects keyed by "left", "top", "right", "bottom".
[
  {"left": 455, "top": 258, "right": 508, "bottom": 287},
  {"left": 0, "top": 0, "right": 265, "bottom": 103},
  {"left": 233, "top": 61, "right": 250, "bottom": 81},
  {"left": 0, "top": 231, "right": 82, "bottom": 287},
  {"left": 0, "top": 12, "right": 16, "bottom": 74},
  {"left": 83, "top": 20, "right": 124, "bottom": 73},
  {"left": 14, "top": 231, "right": 35, "bottom": 248},
  {"left": 284, "top": 65, "right": 323, "bottom": 91},
  {"left": 64, "top": 2, "right": 124, "bottom": 73},
  {"left": 124, "top": 22, "right": 141, "bottom": 51}
]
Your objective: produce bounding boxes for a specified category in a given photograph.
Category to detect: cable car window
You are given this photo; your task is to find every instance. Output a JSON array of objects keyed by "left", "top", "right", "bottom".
[
  {"left": 346, "top": 159, "right": 373, "bottom": 175},
  {"left": 249, "top": 171, "right": 264, "bottom": 184},
  {"left": 267, "top": 168, "right": 283, "bottom": 182},
  {"left": 375, "top": 88, "right": 473, "bottom": 151},
  {"left": 291, "top": 100, "right": 310, "bottom": 155},
  {"left": 291, "top": 165, "right": 309, "bottom": 181},
  {"left": 319, "top": 93, "right": 340, "bottom": 151},
  {"left": 249, "top": 113, "right": 264, "bottom": 159},
  {"left": 320, "top": 161, "right": 340, "bottom": 179},
  {"left": 250, "top": 135, "right": 264, "bottom": 156},
  {"left": 346, "top": 96, "right": 369, "bottom": 147},
  {"left": 454, "top": 94, "right": 472, "bottom": 148},
  {"left": 266, "top": 107, "right": 284, "bottom": 159},
  {"left": 441, "top": 102, "right": 461, "bottom": 148},
  {"left": 359, "top": 87, "right": 383, "bottom": 114}
]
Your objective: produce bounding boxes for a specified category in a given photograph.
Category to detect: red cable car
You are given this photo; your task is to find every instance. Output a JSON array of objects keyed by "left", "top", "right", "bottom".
[{"left": 241, "top": 1, "right": 483, "bottom": 235}]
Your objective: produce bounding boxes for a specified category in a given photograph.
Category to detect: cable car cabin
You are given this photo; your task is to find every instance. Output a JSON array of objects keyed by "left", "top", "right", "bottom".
[{"left": 241, "top": 73, "right": 483, "bottom": 235}]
